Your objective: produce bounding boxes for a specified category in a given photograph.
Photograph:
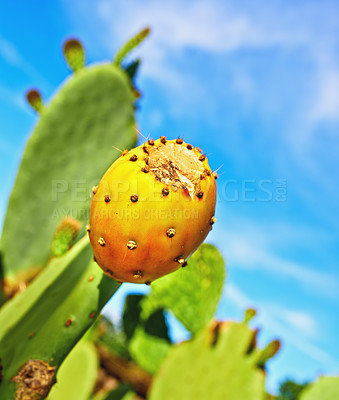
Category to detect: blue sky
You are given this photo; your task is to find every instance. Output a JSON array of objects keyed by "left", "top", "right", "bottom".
[{"left": 1, "top": 0, "right": 339, "bottom": 394}]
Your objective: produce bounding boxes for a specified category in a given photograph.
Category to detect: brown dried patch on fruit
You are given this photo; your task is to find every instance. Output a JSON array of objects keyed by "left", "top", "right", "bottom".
[
  {"left": 142, "top": 145, "right": 149, "bottom": 154},
  {"left": 160, "top": 136, "right": 167, "bottom": 144},
  {"left": 176, "top": 138, "right": 183, "bottom": 144},
  {"left": 122, "top": 149, "right": 129, "bottom": 156},
  {"left": 11, "top": 360, "right": 56, "bottom": 400},
  {"left": 130, "top": 194, "right": 139, "bottom": 203},
  {"left": 141, "top": 166, "right": 149, "bottom": 173},
  {"left": 92, "top": 186, "right": 98, "bottom": 195},
  {"left": 196, "top": 191, "right": 204, "bottom": 199},
  {"left": 148, "top": 141, "right": 204, "bottom": 198},
  {"left": 199, "top": 155, "right": 206, "bottom": 162},
  {"left": 213, "top": 172, "right": 218, "bottom": 179},
  {"left": 186, "top": 144, "right": 193, "bottom": 150},
  {"left": 104, "top": 194, "right": 111, "bottom": 203},
  {"left": 210, "top": 216, "right": 217, "bottom": 225},
  {"left": 130, "top": 155, "right": 138, "bottom": 161},
  {"left": 145, "top": 281, "right": 151, "bottom": 286},
  {"left": 148, "top": 139, "right": 155, "bottom": 145},
  {"left": 86, "top": 224, "right": 91, "bottom": 232}
]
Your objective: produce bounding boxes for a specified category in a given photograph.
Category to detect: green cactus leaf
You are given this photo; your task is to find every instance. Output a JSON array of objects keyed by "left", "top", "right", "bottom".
[
  {"left": 0, "top": 236, "right": 119, "bottom": 399},
  {"left": 63, "top": 39, "right": 86, "bottom": 71},
  {"left": 150, "top": 244, "right": 225, "bottom": 335},
  {"left": 123, "top": 294, "right": 170, "bottom": 374},
  {"left": 0, "top": 62, "right": 136, "bottom": 286},
  {"left": 299, "top": 377, "right": 339, "bottom": 400},
  {"left": 122, "top": 294, "right": 144, "bottom": 341},
  {"left": 26, "top": 89, "right": 44, "bottom": 113},
  {"left": 46, "top": 340, "right": 98, "bottom": 400},
  {"left": 95, "top": 384, "right": 135, "bottom": 400},
  {"left": 93, "top": 316, "right": 130, "bottom": 360},
  {"left": 149, "top": 320, "right": 267, "bottom": 400},
  {"left": 114, "top": 28, "right": 150, "bottom": 66}
]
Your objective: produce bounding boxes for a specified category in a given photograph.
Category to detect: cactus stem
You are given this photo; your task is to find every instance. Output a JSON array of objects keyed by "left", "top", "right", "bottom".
[
  {"left": 210, "top": 216, "right": 217, "bottom": 225},
  {"left": 130, "top": 154, "right": 138, "bottom": 161},
  {"left": 98, "top": 237, "right": 106, "bottom": 246},
  {"left": 127, "top": 240, "right": 137, "bottom": 250},
  {"left": 92, "top": 186, "right": 98, "bottom": 195},
  {"left": 162, "top": 188, "right": 170, "bottom": 197},
  {"left": 130, "top": 194, "right": 139, "bottom": 203},
  {"left": 166, "top": 228, "right": 176, "bottom": 238},
  {"left": 104, "top": 194, "right": 111, "bottom": 203},
  {"left": 65, "top": 319, "right": 72, "bottom": 327}
]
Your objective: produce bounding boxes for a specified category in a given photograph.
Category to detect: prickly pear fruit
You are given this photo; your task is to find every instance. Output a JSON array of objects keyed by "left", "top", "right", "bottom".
[{"left": 88, "top": 137, "right": 217, "bottom": 284}]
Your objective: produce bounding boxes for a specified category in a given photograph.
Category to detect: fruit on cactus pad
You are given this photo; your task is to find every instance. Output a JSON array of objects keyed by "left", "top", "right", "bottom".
[{"left": 88, "top": 137, "right": 217, "bottom": 284}]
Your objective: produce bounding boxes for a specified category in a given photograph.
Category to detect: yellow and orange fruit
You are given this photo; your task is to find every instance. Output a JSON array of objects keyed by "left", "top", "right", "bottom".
[{"left": 88, "top": 137, "right": 217, "bottom": 284}]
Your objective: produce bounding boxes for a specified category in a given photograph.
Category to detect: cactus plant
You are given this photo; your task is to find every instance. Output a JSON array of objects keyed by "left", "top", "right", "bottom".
[
  {"left": 89, "top": 138, "right": 217, "bottom": 284},
  {"left": 149, "top": 318, "right": 277, "bottom": 400},
  {"left": 0, "top": 28, "right": 149, "bottom": 399},
  {"left": 0, "top": 29, "right": 149, "bottom": 295},
  {"left": 299, "top": 377, "right": 339, "bottom": 400}
]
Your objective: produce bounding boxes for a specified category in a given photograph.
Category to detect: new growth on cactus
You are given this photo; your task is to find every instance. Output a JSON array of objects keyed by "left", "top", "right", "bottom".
[{"left": 89, "top": 137, "right": 217, "bottom": 284}]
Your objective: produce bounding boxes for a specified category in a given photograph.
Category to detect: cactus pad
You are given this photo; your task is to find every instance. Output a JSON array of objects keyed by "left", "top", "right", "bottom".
[{"left": 149, "top": 320, "right": 268, "bottom": 400}]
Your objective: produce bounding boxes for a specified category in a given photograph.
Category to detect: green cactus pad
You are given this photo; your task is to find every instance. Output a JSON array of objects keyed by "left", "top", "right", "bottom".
[
  {"left": 150, "top": 244, "right": 225, "bottom": 335},
  {"left": 124, "top": 294, "right": 171, "bottom": 374},
  {"left": 149, "top": 320, "right": 267, "bottom": 400},
  {"left": 63, "top": 39, "right": 85, "bottom": 71},
  {"left": 114, "top": 28, "right": 150, "bottom": 66},
  {"left": 46, "top": 340, "right": 98, "bottom": 400},
  {"left": 0, "top": 236, "right": 119, "bottom": 399},
  {"left": 1, "top": 62, "right": 136, "bottom": 285},
  {"left": 299, "top": 377, "right": 339, "bottom": 400}
]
